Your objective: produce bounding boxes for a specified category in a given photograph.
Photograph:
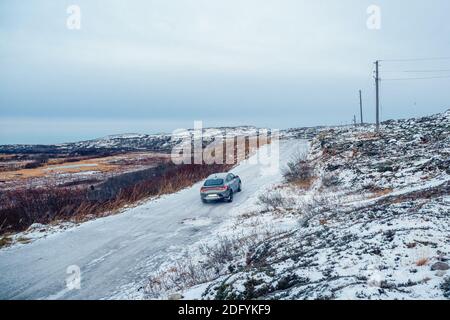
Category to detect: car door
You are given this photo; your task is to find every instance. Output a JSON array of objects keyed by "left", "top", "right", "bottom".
[{"left": 227, "top": 173, "right": 237, "bottom": 192}]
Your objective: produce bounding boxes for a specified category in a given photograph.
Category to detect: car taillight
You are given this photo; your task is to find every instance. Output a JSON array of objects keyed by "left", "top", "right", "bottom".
[{"left": 201, "top": 186, "right": 227, "bottom": 192}]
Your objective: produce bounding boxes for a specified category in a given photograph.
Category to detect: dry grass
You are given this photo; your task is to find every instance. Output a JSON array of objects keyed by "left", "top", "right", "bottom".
[
  {"left": 0, "top": 154, "right": 16, "bottom": 160},
  {"left": 368, "top": 187, "right": 394, "bottom": 199},
  {"left": 238, "top": 211, "right": 261, "bottom": 220},
  {"left": 406, "top": 242, "right": 417, "bottom": 249},
  {"left": 258, "top": 192, "right": 285, "bottom": 211},
  {"left": 0, "top": 235, "right": 13, "bottom": 248},
  {"left": 355, "top": 132, "right": 380, "bottom": 141},
  {"left": 145, "top": 226, "right": 281, "bottom": 297},
  {"left": 283, "top": 150, "right": 316, "bottom": 190},
  {"left": 0, "top": 162, "right": 234, "bottom": 235},
  {"left": 16, "top": 236, "right": 31, "bottom": 244},
  {"left": 0, "top": 152, "right": 171, "bottom": 182},
  {"left": 292, "top": 177, "right": 317, "bottom": 190},
  {"left": 0, "top": 137, "right": 260, "bottom": 235},
  {"left": 0, "top": 159, "right": 116, "bottom": 181},
  {"left": 416, "top": 258, "right": 429, "bottom": 267}
]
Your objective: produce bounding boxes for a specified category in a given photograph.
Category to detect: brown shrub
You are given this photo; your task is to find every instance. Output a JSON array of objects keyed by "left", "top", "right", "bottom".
[
  {"left": 283, "top": 151, "right": 315, "bottom": 188},
  {"left": 368, "top": 187, "right": 394, "bottom": 199},
  {"left": 0, "top": 162, "right": 233, "bottom": 235},
  {"left": 258, "top": 192, "right": 285, "bottom": 211},
  {"left": 0, "top": 135, "right": 259, "bottom": 235},
  {"left": 416, "top": 258, "right": 429, "bottom": 267}
]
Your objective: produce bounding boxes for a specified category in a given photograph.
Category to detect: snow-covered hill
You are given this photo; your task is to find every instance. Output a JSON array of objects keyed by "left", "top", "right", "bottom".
[
  {"left": 0, "top": 126, "right": 267, "bottom": 154},
  {"left": 0, "top": 125, "right": 320, "bottom": 155},
  {"left": 144, "top": 110, "right": 450, "bottom": 300}
]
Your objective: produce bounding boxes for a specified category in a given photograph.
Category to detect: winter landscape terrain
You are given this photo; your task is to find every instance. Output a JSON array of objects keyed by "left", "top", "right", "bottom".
[
  {"left": 154, "top": 110, "right": 450, "bottom": 300},
  {"left": 0, "top": 111, "right": 449, "bottom": 300},
  {"left": 0, "top": 139, "right": 303, "bottom": 299},
  {"left": 0, "top": 126, "right": 264, "bottom": 192}
]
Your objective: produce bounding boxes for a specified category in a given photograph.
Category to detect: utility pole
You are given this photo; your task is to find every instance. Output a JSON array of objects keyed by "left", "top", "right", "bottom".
[
  {"left": 353, "top": 115, "right": 357, "bottom": 127},
  {"left": 359, "top": 89, "right": 364, "bottom": 125},
  {"left": 375, "top": 60, "right": 380, "bottom": 131}
]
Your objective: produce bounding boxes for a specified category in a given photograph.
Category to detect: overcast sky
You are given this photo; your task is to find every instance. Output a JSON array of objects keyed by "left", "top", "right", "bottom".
[{"left": 1, "top": 0, "right": 450, "bottom": 144}]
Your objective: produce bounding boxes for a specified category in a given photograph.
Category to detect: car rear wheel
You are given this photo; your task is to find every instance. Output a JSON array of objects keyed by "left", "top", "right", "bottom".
[
  {"left": 227, "top": 190, "right": 233, "bottom": 202},
  {"left": 237, "top": 183, "right": 242, "bottom": 192}
]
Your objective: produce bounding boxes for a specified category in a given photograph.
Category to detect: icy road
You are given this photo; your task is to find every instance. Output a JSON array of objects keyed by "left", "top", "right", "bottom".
[{"left": 0, "top": 139, "right": 308, "bottom": 300}]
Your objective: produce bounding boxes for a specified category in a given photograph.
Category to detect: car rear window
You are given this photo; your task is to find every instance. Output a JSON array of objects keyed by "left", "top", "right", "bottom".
[{"left": 204, "top": 179, "right": 224, "bottom": 186}]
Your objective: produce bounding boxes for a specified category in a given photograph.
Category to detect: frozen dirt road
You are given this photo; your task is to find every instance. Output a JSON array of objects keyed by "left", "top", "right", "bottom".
[{"left": 0, "top": 139, "right": 308, "bottom": 300}]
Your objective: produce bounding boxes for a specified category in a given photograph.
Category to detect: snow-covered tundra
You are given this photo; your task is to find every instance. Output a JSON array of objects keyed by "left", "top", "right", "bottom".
[
  {"left": 0, "top": 111, "right": 448, "bottom": 300},
  {"left": 146, "top": 111, "right": 450, "bottom": 300}
]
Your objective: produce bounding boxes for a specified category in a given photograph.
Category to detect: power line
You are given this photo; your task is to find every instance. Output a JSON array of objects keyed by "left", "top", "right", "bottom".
[
  {"left": 382, "top": 75, "right": 450, "bottom": 81},
  {"left": 371, "top": 57, "right": 450, "bottom": 132},
  {"left": 403, "top": 69, "right": 450, "bottom": 73},
  {"left": 382, "top": 69, "right": 450, "bottom": 73},
  {"left": 380, "top": 57, "right": 450, "bottom": 62}
]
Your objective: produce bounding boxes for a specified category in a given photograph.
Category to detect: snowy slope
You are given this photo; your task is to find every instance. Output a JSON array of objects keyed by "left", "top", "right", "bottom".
[
  {"left": 0, "top": 139, "right": 308, "bottom": 300},
  {"left": 170, "top": 111, "right": 449, "bottom": 300}
]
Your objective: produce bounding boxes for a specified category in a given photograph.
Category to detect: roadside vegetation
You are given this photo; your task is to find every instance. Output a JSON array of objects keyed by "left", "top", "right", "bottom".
[
  {"left": 0, "top": 136, "right": 260, "bottom": 239},
  {"left": 0, "top": 163, "right": 232, "bottom": 237}
]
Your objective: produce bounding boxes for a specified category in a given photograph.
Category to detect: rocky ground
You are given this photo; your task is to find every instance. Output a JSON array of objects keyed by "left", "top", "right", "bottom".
[{"left": 149, "top": 110, "right": 450, "bottom": 300}]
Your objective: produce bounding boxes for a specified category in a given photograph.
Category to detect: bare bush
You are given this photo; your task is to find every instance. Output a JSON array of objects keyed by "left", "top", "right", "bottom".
[
  {"left": 146, "top": 258, "right": 213, "bottom": 296},
  {"left": 321, "top": 172, "right": 341, "bottom": 188},
  {"left": 146, "top": 236, "right": 239, "bottom": 297},
  {"left": 258, "top": 191, "right": 285, "bottom": 211},
  {"left": 0, "top": 163, "right": 234, "bottom": 235},
  {"left": 199, "top": 236, "right": 236, "bottom": 271},
  {"left": 297, "top": 193, "right": 340, "bottom": 227},
  {"left": 282, "top": 150, "right": 315, "bottom": 186},
  {"left": 145, "top": 227, "right": 283, "bottom": 298}
]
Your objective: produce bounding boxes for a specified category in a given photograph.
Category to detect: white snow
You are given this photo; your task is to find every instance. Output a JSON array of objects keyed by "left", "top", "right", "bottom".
[{"left": 0, "top": 139, "right": 308, "bottom": 300}]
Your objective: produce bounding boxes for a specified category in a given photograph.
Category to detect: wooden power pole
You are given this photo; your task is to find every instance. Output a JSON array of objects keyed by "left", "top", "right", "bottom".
[
  {"left": 359, "top": 90, "right": 363, "bottom": 125},
  {"left": 375, "top": 60, "right": 380, "bottom": 131}
]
